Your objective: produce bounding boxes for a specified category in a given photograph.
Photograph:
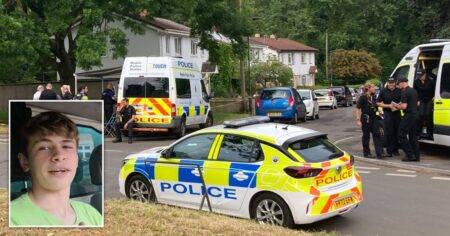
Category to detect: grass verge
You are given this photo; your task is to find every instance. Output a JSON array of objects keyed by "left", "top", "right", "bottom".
[
  {"left": 0, "top": 189, "right": 333, "bottom": 235},
  {"left": 214, "top": 112, "right": 251, "bottom": 125}
]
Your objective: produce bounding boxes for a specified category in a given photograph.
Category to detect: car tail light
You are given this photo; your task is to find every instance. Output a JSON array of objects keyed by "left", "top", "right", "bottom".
[
  {"left": 284, "top": 166, "right": 322, "bottom": 178},
  {"left": 288, "top": 96, "right": 295, "bottom": 106},
  {"left": 256, "top": 98, "right": 261, "bottom": 108},
  {"left": 171, "top": 103, "right": 177, "bottom": 118},
  {"left": 349, "top": 154, "right": 355, "bottom": 166}
]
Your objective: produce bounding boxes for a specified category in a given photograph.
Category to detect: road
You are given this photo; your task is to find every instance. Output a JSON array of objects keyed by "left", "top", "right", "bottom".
[{"left": 103, "top": 106, "right": 450, "bottom": 235}]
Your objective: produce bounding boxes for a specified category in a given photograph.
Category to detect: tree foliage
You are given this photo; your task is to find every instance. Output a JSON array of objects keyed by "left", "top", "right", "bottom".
[
  {"left": 330, "top": 49, "right": 381, "bottom": 85},
  {"left": 250, "top": 60, "right": 293, "bottom": 89}
]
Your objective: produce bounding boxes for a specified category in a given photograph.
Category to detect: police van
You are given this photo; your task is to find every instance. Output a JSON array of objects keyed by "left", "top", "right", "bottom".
[
  {"left": 118, "top": 57, "right": 213, "bottom": 137},
  {"left": 119, "top": 117, "right": 363, "bottom": 228},
  {"left": 390, "top": 39, "right": 450, "bottom": 146}
]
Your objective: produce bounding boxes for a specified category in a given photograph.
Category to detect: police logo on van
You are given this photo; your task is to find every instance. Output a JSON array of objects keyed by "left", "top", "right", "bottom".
[
  {"left": 177, "top": 61, "right": 194, "bottom": 69},
  {"left": 149, "top": 63, "right": 167, "bottom": 69}
]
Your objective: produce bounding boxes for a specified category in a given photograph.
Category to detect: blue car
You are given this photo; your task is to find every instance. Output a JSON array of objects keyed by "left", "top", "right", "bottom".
[{"left": 256, "top": 87, "right": 307, "bottom": 123}]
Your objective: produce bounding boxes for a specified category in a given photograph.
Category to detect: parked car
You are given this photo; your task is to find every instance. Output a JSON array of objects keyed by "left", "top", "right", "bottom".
[
  {"left": 314, "top": 89, "right": 337, "bottom": 109},
  {"left": 297, "top": 89, "right": 319, "bottom": 120},
  {"left": 350, "top": 88, "right": 358, "bottom": 104},
  {"left": 330, "top": 86, "right": 353, "bottom": 107},
  {"left": 256, "top": 87, "right": 307, "bottom": 123}
]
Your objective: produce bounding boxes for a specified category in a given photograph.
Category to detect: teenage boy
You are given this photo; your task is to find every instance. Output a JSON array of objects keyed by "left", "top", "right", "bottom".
[{"left": 10, "top": 111, "right": 102, "bottom": 226}]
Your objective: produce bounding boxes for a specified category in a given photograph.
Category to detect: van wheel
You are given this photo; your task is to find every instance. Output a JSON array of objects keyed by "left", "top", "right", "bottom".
[
  {"left": 199, "top": 115, "right": 213, "bottom": 129},
  {"left": 251, "top": 193, "right": 294, "bottom": 228},
  {"left": 175, "top": 118, "right": 186, "bottom": 138},
  {"left": 126, "top": 175, "right": 156, "bottom": 203}
]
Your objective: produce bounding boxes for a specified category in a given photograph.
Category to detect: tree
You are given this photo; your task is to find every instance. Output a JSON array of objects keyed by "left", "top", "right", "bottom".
[
  {"left": 2, "top": 0, "right": 253, "bottom": 86},
  {"left": 250, "top": 60, "right": 293, "bottom": 90},
  {"left": 330, "top": 49, "right": 381, "bottom": 85}
]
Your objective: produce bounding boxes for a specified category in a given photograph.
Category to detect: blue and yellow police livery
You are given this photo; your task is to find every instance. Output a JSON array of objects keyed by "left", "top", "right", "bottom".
[{"left": 119, "top": 117, "right": 363, "bottom": 228}]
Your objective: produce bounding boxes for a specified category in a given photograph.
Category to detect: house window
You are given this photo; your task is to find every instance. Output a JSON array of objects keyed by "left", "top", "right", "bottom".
[
  {"left": 305, "top": 53, "right": 309, "bottom": 64},
  {"left": 310, "top": 53, "right": 313, "bottom": 64},
  {"left": 288, "top": 53, "right": 293, "bottom": 65},
  {"left": 191, "top": 40, "right": 197, "bottom": 56},
  {"left": 165, "top": 36, "right": 170, "bottom": 54},
  {"left": 301, "top": 53, "right": 305, "bottom": 64},
  {"left": 175, "top": 37, "right": 182, "bottom": 55}
]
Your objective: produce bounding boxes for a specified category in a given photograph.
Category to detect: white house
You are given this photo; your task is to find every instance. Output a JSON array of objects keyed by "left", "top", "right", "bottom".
[
  {"left": 74, "top": 17, "right": 215, "bottom": 87},
  {"left": 249, "top": 35, "right": 318, "bottom": 87}
]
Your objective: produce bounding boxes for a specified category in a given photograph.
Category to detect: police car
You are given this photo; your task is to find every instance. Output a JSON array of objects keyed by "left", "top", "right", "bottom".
[{"left": 119, "top": 117, "right": 363, "bottom": 227}]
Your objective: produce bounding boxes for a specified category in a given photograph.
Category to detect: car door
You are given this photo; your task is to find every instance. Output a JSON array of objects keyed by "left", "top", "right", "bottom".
[
  {"left": 293, "top": 89, "right": 306, "bottom": 117},
  {"left": 189, "top": 79, "right": 201, "bottom": 124},
  {"left": 153, "top": 133, "right": 217, "bottom": 208},
  {"left": 175, "top": 78, "right": 194, "bottom": 125},
  {"left": 433, "top": 51, "right": 450, "bottom": 145},
  {"left": 203, "top": 134, "right": 263, "bottom": 212}
]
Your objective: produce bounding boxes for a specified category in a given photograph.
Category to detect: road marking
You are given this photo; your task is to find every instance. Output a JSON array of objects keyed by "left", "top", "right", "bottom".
[
  {"left": 396, "top": 169, "right": 416, "bottom": 173},
  {"left": 431, "top": 177, "right": 450, "bottom": 181},
  {"left": 385, "top": 173, "right": 417, "bottom": 178},
  {"left": 334, "top": 136, "right": 354, "bottom": 144},
  {"left": 357, "top": 170, "right": 371, "bottom": 174},
  {"left": 105, "top": 149, "right": 124, "bottom": 153},
  {"left": 356, "top": 166, "right": 380, "bottom": 170}
]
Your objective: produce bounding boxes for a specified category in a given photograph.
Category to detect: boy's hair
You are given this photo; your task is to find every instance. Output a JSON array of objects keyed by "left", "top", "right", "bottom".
[{"left": 19, "top": 111, "right": 79, "bottom": 158}]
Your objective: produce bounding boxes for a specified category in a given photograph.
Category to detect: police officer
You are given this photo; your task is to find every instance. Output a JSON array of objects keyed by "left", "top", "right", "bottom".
[
  {"left": 413, "top": 68, "right": 436, "bottom": 139},
  {"left": 394, "top": 76, "right": 420, "bottom": 162},
  {"left": 356, "top": 83, "right": 384, "bottom": 159},
  {"left": 113, "top": 98, "right": 136, "bottom": 143},
  {"left": 377, "top": 77, "right": 402, "bottom": 157}
]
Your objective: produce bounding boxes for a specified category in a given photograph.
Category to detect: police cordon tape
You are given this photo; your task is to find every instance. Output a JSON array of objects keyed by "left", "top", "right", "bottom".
[{"left": 354, "top": 155, "right": 450, "bottom": 176}]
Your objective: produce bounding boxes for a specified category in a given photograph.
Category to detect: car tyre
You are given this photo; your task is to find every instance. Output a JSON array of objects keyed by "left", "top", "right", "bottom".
[
  {"left": 315, "top": 111, "right": 320, "bottom": 119},
  {"left": 126, "top": 175, "right": 156, "bottom": 203},
  {"left": 251, "top": 193, "right": 294, "bottom": 228},
  {"left": 199, "top": 114, "right": 213, "bottom": 129},
  {"left": 291, "top": 112, "right": 298, "bottom": 124},
  {"left": 310, "top": 109, "right": 316, "bottom": 120}
]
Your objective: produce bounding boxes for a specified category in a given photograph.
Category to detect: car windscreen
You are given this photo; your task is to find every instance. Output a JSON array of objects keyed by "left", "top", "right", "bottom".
[
  {"left": 260, "top": 89, "right": 291, "bottom": 100},
  {"left": 298, "top": 90, "right": 311, "bottom": 99},
  {"left": 124, "top": 77, "right": 169, "bottom": 98},
  {"left": 289, "top": 137, "right": 343, "bottom": 162},
  {"left": 331, "top": 87, "right": 344, "bottom": 94},
  {"left": 314, "top": 90, "right": 328, "bottom": 96}
]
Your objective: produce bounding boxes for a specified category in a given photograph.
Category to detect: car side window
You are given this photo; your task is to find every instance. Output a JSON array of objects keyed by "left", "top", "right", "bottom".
[
  {"left": 293, "top": 90, "right": 301, "bottom": 102},
  {"left": 440, "top": 63, "right": 450, "bottom": 98},
  {"left": 217, "top": 135, "right": 263, "bottom": 162},
  {"left": 172, "top": 134, "right": 216, "bottom": 160}
]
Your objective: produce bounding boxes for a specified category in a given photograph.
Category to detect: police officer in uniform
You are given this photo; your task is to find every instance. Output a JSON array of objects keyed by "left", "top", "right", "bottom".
[
  {"left": 377, "top": 77, "right": 402, "bottom": 157},
  {"left": 413, "top": 68, "right": 436, "bottom": 139},
  {"left": 356, "top": 83, "right": 385, "bottom": 159},
  {"left": 394, "top": 76, "right": 420, "bottom": 162},
  {"left": 113, "top": 98, "right": 136, "bottom": 143}
]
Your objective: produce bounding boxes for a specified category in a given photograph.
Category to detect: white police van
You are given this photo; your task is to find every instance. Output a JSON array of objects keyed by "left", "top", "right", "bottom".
[{"left": 118, "top": 57, "right": 213, "bottom": 137}]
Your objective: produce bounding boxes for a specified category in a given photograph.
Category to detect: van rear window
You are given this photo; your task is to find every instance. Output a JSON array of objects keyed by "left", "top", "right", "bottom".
[
  {"left": 124, "top": 77, "right": 169, "bottom": 98},
  {"left": 260, "top": 90, "right": 291, "bottom": 99},
  {"left": 289, "top": 137, "right": 343, "bottom": 163}
]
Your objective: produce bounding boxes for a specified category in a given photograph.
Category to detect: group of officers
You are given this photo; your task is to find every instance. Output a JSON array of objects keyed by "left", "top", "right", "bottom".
[{"left": 355, "top": 68, "right": 435, "bottom": 162}]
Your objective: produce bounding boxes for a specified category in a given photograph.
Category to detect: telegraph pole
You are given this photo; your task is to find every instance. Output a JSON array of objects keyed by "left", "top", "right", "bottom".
[
  {"left": 325, "top": 30, "right": 329, "bottom": 86},
  {"left": 239, "top": 0, "right": 246, "bottom": 98}
]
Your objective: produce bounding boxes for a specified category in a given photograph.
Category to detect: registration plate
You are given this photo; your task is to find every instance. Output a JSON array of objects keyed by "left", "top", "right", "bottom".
[
  {"left": 333, "top": 195, "right": 354, "bottom": 210},
  {"left": 268, "top": 112, "right": 281, "bottom": 117}
]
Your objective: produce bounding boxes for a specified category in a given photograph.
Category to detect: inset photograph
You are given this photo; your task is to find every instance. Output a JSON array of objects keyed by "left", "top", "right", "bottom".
[{"left": 9, "top": 101, "right": 103, "bottom": 227}]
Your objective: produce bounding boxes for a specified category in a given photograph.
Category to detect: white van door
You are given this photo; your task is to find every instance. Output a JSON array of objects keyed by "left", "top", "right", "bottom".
[
  {"left": 433, "top": 45, "right": 450, "bottom": 145},
  {"left": 175, "top": 78, "right": 194, "bottom": 125}
]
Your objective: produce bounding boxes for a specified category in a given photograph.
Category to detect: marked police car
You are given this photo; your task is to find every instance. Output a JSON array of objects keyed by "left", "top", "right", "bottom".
[{"left": 119, "top": 117, "right": 363, "bottom": 227}]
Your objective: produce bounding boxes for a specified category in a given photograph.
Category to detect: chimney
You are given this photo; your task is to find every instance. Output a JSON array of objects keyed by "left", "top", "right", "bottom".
[
  {"left": 270, "top": 34, "right": 276, "bottom": 39},
  {"left": 254, "top": 33, "right": 260, "bottom": 38}
]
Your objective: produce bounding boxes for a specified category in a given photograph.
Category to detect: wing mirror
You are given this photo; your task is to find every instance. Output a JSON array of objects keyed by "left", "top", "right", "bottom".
[{"left": 161, "top": 148, "right": 173, "bottom": 158}]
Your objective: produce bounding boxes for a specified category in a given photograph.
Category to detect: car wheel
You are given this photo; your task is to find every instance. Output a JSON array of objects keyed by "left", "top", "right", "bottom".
[
  {"left": 301, "top": 113, "right": 307, "bottom": 122},
  {"left": 291, "top": 112, "right": 298, "bottom": 124},
  {"left": 251, "top": 193, "right": 294, "bottom": 228},
  {"left": 126, "top": 175, "right": 156, "bottom": 203},
  {"left": 175, "top": 118, "right": 186, "bottom": 138},
  {"left": 315, "top": 111, "right": 320, "bottom": 119},
  {"left": 310, "top": 109, "right": 316, "bottom": 120},
  {"left": 199, "top": 114, "right": 213, "bottom": 129}
]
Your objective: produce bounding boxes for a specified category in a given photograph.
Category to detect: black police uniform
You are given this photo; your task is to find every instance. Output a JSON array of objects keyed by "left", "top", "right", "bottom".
[
  {"left": 102, "top": 88, "right": 116, "bottom": 121},
  {"left": 413, "top": 77, "right": 436, "bottom": 138},
  {"left": 357, "top": 94, "right": 383, "bottom": 158},
  {"left": 377, "top": 86, "right": 402, "bottom": 155},
  {"left": 114, "top": 105, "right": 136, "bottom": 143},
  {"left": 398, "top": 86, "right": 420, "bottom": 161}
]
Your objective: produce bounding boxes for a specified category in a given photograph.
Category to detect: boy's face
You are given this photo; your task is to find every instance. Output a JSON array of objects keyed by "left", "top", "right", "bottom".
[{"left": 19, "top": 134, "right": 78, "bottom": 192}]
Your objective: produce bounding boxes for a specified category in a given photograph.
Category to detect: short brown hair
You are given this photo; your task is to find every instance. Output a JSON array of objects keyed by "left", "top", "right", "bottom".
[{"left": 20, "top": 111, "right": 79, "bottom": 158}]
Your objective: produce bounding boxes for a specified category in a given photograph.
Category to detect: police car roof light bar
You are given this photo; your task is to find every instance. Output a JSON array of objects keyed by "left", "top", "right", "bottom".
[{"left": 223, "top": 116, "right": 270, "bottom": 128}]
